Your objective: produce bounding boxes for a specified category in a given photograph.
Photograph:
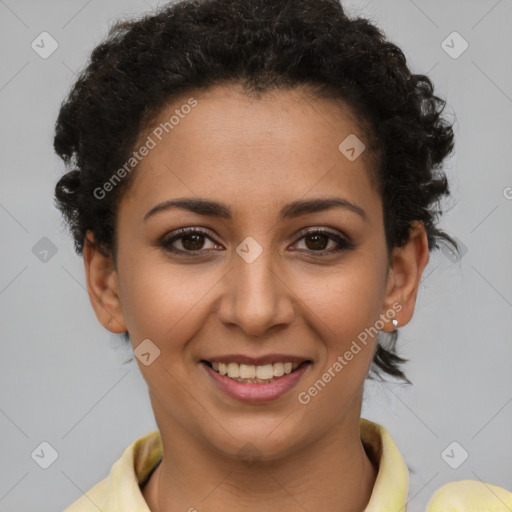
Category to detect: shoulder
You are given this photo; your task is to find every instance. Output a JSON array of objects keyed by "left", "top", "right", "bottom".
[
  {"left": 63, "top": 477, "right": 111, "bottom": 512},
  {"left": 426, "top": 479, "right": 512, "bottom": 511},
  {"left": 63, "top": 430, "right": 162, "bottom": 511}
]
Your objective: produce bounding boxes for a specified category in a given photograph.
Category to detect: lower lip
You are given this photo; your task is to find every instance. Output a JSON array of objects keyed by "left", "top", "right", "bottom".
[{"left": 202, "top": 362, "right": 311, "bottom": 403}]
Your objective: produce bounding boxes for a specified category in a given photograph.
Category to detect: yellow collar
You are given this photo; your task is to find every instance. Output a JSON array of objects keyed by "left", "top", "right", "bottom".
[{"left": 360, "top": 418, "right": 409, "bottom": 511}]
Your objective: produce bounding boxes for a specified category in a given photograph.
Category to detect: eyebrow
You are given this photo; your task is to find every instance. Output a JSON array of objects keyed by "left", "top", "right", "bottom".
[{"left": 143, "top": 197, "right": 368, "bottom": 223}]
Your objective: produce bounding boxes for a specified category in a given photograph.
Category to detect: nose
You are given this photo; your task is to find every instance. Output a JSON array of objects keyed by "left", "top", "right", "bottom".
[{"left": 216, "top": 249, "right": 295, "bottom": 338}]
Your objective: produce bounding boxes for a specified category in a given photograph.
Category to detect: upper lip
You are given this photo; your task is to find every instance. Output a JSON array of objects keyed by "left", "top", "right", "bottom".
[{"left": 203, "top": 354, "right": 311, "bottom": 366}]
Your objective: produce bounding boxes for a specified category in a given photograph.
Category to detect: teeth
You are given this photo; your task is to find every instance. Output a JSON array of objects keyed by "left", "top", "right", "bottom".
[
  {"left": 208, "top": 361, "right": 302, "bottom": 381},
  {"left": 256, "top": 364, "right": 274, "bottom": 380},
  {"left": 239, "top": 364, "right": 255, "bottom": 379},
  {"left": 273, "top": 362, "right": 284, "bottom": 377},
  {"left": 227, "top": 362, "right": 239, "bottom": 378}
]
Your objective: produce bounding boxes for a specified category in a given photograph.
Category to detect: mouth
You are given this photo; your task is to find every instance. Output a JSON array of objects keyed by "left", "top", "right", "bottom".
[
  {"left": 201, "top": 359, "right": 310, "bottom": 384},
  {"left": 200, "top": 355, "right": 312, "bottom": 403}
]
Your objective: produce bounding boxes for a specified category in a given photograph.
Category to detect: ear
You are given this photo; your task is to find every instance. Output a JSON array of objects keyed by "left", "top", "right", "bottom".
[
  {"left": 83, "top": 230, "right": 126, "bottom": 333},
  {"left": 380, "top": 221, "right": 430, "bottom": 332}
]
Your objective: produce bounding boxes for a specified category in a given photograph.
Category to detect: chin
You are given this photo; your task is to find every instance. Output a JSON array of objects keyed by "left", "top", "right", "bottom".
[{"left": 200, "top": 416, "right": 315, "bottom": 463}]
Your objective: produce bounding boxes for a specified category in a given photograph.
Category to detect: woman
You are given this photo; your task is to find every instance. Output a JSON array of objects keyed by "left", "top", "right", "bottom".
[{"left": 54, "top": 0, "right": 512, "bottom": 510}]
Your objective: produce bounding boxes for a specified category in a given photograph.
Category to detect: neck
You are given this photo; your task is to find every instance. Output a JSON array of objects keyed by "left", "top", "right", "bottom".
[{"left": 142, "top": 408, "right": 378, "bottom": 512}]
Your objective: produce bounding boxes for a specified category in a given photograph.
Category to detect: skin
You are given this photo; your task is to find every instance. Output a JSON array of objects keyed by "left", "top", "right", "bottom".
[{"left": 83, "top": 84, "right": 429, "bottom": 511}]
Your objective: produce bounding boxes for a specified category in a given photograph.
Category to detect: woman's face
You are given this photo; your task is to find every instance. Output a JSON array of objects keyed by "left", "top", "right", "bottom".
[{"left": 86, "top": 84, "right": 427, "bottom": 460}]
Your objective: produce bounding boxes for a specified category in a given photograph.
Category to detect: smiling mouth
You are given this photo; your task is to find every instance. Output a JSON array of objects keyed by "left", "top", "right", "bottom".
[{"left": 202, "top": 360, "right": 311, "bottom": 384}]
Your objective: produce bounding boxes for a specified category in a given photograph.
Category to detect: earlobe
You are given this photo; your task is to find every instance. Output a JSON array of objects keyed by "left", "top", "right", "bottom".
[
  {"left": 381, "top": 221, "right": 430, "bottom": 332},
  {"left": 83, "top": 231, "right": 126, "bottom": 333}
]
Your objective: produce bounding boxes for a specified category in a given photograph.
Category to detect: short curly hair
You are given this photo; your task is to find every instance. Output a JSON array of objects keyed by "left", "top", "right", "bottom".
[{"left": 53, "top": 0, "right": 460, "bottom": 383}]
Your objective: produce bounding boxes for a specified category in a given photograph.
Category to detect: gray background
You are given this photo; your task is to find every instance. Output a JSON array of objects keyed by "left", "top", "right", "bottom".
[{"left": 0, "top": 0, "right": 511, "bottom": 511}]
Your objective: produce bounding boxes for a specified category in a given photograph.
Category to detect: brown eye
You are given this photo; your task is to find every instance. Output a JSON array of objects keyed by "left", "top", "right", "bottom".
[
  {"left": 160, "top": 228, "right": 221, "bottom": 254},
  {"left": 292, "top": 229, "right": 356, "bottom": 256},
  {"left": 180, "top": 232, "right": 206, "bottom": 251},
  {"left": 303, "top": 232, "right": 331, "bottom": 251},
  {"left": 158, "top": 227, "right": 356, "bottom": 258}
]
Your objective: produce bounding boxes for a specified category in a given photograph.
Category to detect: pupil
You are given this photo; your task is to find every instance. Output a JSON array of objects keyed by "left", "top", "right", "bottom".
[
  {"left": 306, "top": 233, "right": 328, "bottom": 250},
  {"left": 183, "top": 233, "right": 204, "bottom": 250}
]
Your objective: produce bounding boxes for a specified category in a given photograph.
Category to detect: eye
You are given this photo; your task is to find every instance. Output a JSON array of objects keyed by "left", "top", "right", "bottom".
[
  {"left": 159, "top": 228, "right": 220, "bottom": 254},
  {"left": 158, "top": 227, "right": 356, "bottom": 257},
  {"left": 291, "top": 229, "right": 356, "bottom": 256}
]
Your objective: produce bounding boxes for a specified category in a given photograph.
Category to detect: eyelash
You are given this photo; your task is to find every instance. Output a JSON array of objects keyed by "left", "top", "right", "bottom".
[{"left": 158, "top": 227, "right": 356, "bottom": 257}]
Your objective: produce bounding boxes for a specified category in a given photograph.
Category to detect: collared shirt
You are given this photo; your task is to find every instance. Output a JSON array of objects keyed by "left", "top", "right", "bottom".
[{"left": 63, "top": 418, "right": 512, "bottom": 511}]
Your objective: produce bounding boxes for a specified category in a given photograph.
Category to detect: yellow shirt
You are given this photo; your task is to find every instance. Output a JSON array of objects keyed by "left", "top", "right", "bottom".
[{"left": 64, "top": 418, "right": 512, "bottom": 511}]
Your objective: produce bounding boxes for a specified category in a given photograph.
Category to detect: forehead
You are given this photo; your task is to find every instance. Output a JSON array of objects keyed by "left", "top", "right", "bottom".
[{"left": 121, "top": 84, "right": 381, "bottom": 223}]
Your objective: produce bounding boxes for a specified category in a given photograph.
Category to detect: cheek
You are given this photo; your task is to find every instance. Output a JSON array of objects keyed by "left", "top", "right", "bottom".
[
  {"left": 292, "top": 271, "right": 382, "bottom": 421},
  {"left": 117, "top": 254, "right": 220, "bottom": 348},
  {"left": 299, "top": 261, "right": 385, "bottom": 344}
]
